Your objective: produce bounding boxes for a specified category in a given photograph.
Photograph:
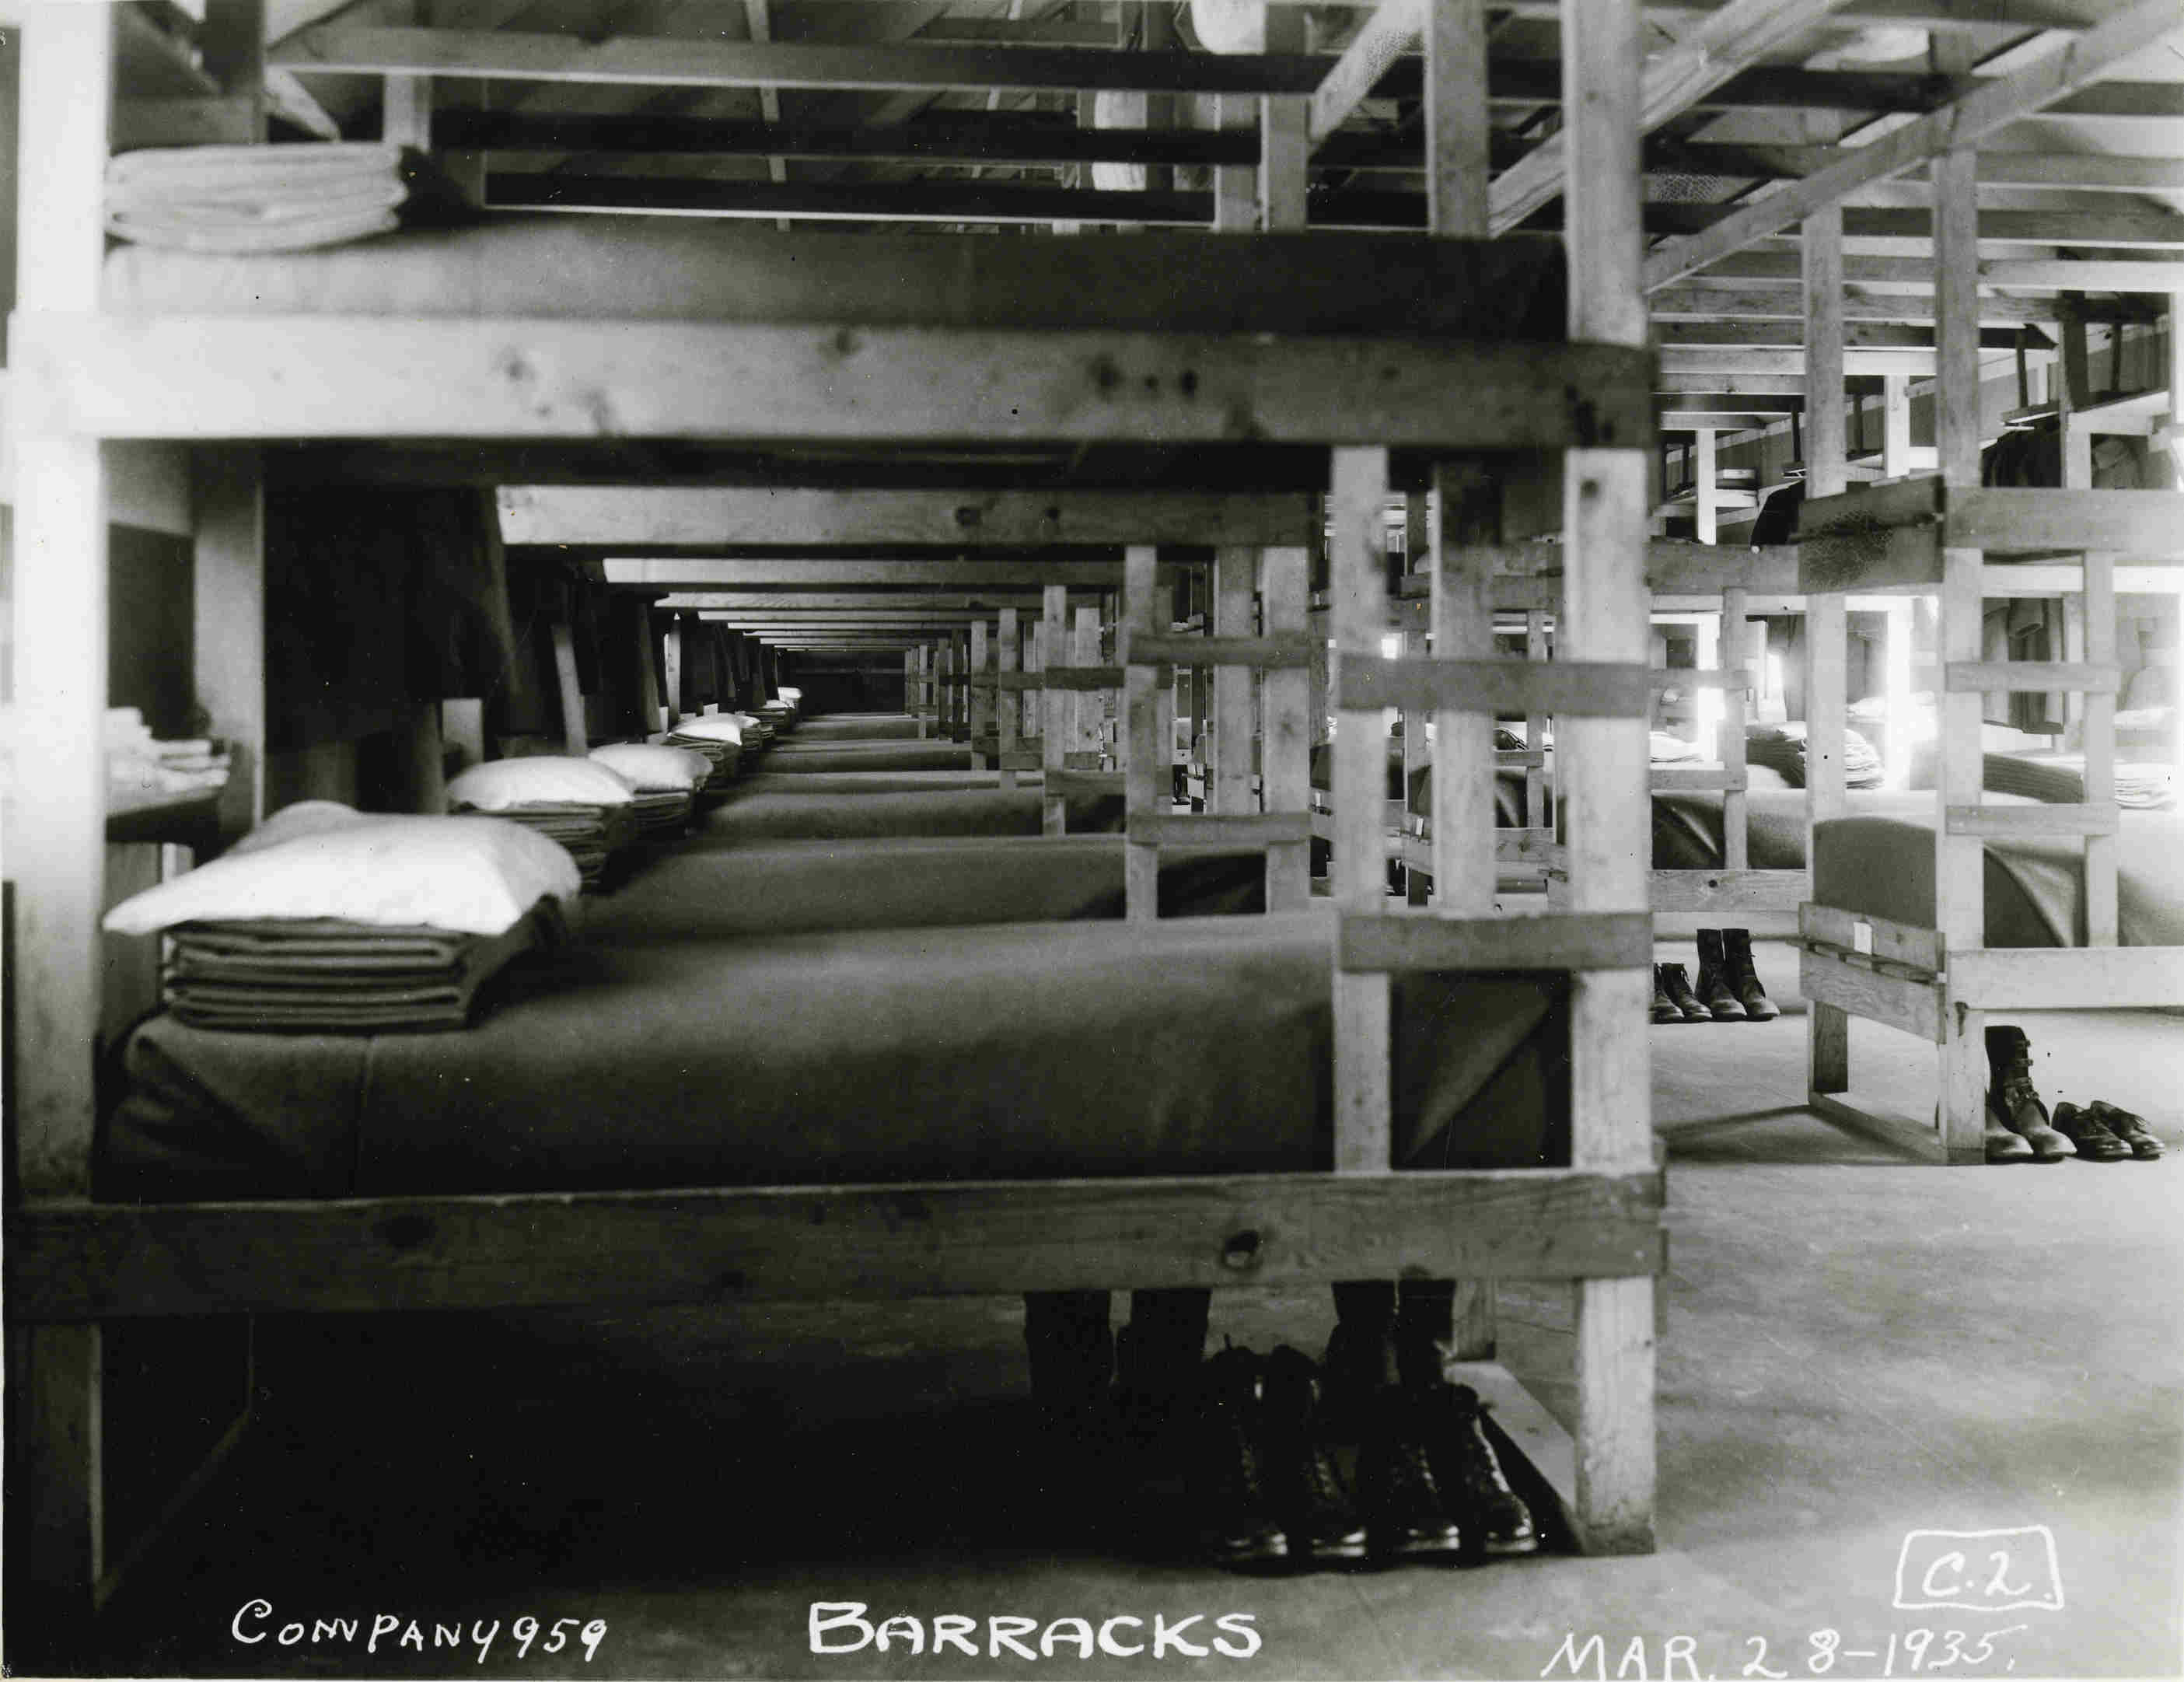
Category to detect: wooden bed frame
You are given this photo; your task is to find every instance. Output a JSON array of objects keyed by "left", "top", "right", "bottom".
[
  {"left": 1788, "top": 155, "right": 2184, "bottom": 1164},
  {"left": 3, "top": 1, "right": 1665, "bottom": 1662}
]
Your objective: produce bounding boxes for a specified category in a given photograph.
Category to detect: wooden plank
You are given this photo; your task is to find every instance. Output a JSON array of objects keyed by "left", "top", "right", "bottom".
[
  {"left": 2083, "top": 551, "right": 2119, "bottom": 947},
  {"left": 1130, "top": 812, "right": 1314, "bottom": 848},
  {"left": 1950, "top": 489, "right": 2184, "bottom": 558},
  {"left": 7, "top": 1168, "right": 1667, "bottom": 1323},
  {"left": 1641, "top": 0, "right": 2184, "bottom": 291},
  {"left": 189, "top": 450, "right": 266, "bottom": 850},
  {"left": 1800, "top": 901, "right": 1946, "bottom": 974},
  {"left": 1649, "top": 869, "right": 1808, "bottom": 912},
  {"left": 1948, "top": 946, "right": 2184, "bottom": 1011},
  {"left": 997, "top": 607, "right": 1019, "bottom": 793},
  {"left": 19, "top": 316, "right": 1654, "bottom": 453},
  {"left": 1130, "top": 629, "right": 1314, "bottom": 670},
  {"left": 498, "top": 486, "right": 1318, "bottom": 549},
  {"left": 1648, "top": 667, "right": 1753, "bottom": 692},
  {"left": 550, "top": 621, "right": 589, "bottom": 754},
  {"left": 1123, "top": 546, "right": 1163, "bottom": 922},
  {"left": 1261, "top": 545, "right": 1313, "bottom": 912},
  {"left": 1340, "top": 911, "right": 1653, "bottom": 975},
  {"left": 1260, "top": 7, "right": 1310, "bottom": 233},
  {"left": 1433, "top": 461, "right": 1497, "bottom": 914},
  {"left": 1211, "top": 549, "right": 1256, "bottom": 820},
  {"left": 1043, "top": 768, "right": 1126, "bottom": 799},
  {"left": 1649, "top": 766, "right": 1748, "bottom": 792},
  {"left": 1945, "top": 802, "right": 2118, "bottom": 838},
  {"left": 1721, "top": 586, "right": 1750, "bottom": 870},
  {"left": 1424, "top": 0, "right": 1489, "bottom": 240},
  {"left": 1309, "top": 0, "right": 1424, "bottom": 147},
  {"left": 1943, "top": 661, "right": 2119, "bottom": 695},
  {"left": 1339, "top": 655, "right": 1651, "bottom": 718},
  {"left": 1487, "top": 0, "right": 1868, "bottom": 237},
  {"left": 610, "top": 560, "right": 1126, "bottom": 589},
  {"left": 1039, "top": 663, "right": 1126, "bottom": 691},
  {"left": 1799, "top": 949, "right": 1947, "bottom": 1043},
  {"left": 969, "top": 619, "right": 992, "bottom": 770},
  {"left": 1330, "top": 446, "right": 1394, "bottom": 1177},
  {"left": 1071, "top": 607, "right": 1104, "bottom": 760},
  {"left": 1807, "top": 1092, "right": 1946, "bottom": 1165}
]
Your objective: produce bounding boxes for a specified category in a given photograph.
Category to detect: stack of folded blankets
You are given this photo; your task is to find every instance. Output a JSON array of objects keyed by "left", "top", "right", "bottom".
[
  {"left": 447, "top": 758, "right": 638, "bottom": 890},
  {"left": 1747, "top": 722, "right": 1885, "bottom": 789},
  {"left": 103, "top": 803, "right": 578, "bottom": 1034},
  {"left": 106, "top": 142, "right": 414, "bottom": 254},
  {"left": 733, "top": 711, "right": 778, "bottom": 751},
  {"left": 588, "top": 743, "right": 712, "bottom": 835},
  {"left": 662, "top": 715, "right": 747, "bottom": 792}
]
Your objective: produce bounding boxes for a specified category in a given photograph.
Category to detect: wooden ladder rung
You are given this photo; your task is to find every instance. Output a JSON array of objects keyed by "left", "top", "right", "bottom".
[
  {"left": 1128, "top": 812, "right": 1315, "bottom": 849},
  {"left": 1943, "top": 660, "right": 2119, "bottom": 694},
  {"left": 1339, "top": 911, "right": 1653, "bottom": 975},
  {"left": 1127, "top": 631, "right": 1316, "bottom": 670},
  {"left": 1337, "top": 656, "right": 1650, "bottom": 719},
  {"left": 1945, "top": 801, "right": 2119, "bottom": 838}
]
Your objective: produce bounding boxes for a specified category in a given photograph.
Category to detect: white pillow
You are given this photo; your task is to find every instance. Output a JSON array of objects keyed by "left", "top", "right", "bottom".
[
  {"left": 774, "top": 687, "right": 802, "bottom": 704},
  {"left": 105, "top": 814, "right": 579, "bottom": 936},
  {"left": 666, "top": 715, "right": 745, "bottom": 745},
  {"left": 588, "top": 743, "right": 711, "bottom": 793},
  {"left": 230, "top": 800, "right": 369, "bottom": 856},
  {"left": 448, "top": 757, "right": 635, "bottom": 810}
]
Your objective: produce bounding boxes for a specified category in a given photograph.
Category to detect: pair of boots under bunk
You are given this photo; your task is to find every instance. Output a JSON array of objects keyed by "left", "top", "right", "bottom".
[
  {"left": 1652, "top": 928, "right": 1778, "bottom": 1024},
  {"left": 1983, "top": 1026, "right": 2166, "bottom": 1165}
]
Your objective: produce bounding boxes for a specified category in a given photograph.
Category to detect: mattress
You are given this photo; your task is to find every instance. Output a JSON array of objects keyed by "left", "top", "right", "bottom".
[
  {"left": 731, "top": 771, "right": 1022, "bottom": 797},
  {"left": 789, "top": 715, "right": 924, "bottom": 742},
  {"left": 1812, "top": 802, "right": 2184, "bottom": 949},
  {"left": 103, "top": 913, "right": 1569, "bottom": 1201},
  {"left": 758, "top": 741, "right": 974, "bottom": 774},
  {"left": 694, "top": 785, "right": 1123, "bottom": 842},
  {"left": 589, "top": 837, "right": 1267, "bottom": 941}
]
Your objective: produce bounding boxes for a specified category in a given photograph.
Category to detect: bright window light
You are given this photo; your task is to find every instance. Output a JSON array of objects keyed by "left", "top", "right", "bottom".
[{"left": 1380, "top": 634, "right": 1403, "bottom": 659}]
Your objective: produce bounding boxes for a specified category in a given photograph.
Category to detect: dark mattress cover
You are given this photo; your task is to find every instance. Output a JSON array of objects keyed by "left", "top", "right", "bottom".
[
  {"left": 592, "top": 836, "right": 1266, "bottom": 940},
  {"left": 1813, "top": 800, "right": 2184, "bottom": 949},
  {"left": 695, "top": 784, "right": 1123, "bottom": 841},
  {"left": 104, "top": 913, "right": 1568, "bottom": 1201}
]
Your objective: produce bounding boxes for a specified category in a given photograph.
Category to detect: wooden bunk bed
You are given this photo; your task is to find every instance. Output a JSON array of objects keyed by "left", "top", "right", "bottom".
[
  {"left": 1786, "top": 149, "right": 2184, "bottom": 1164},
  {"left": 2, "top": 2, "right": 1665, "bottom": 1659}
]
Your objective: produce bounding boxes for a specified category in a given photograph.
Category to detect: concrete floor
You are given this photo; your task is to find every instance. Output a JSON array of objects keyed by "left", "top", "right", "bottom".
[{"left": 88, "top": 942, "right": 2183, "bottom": 1681}]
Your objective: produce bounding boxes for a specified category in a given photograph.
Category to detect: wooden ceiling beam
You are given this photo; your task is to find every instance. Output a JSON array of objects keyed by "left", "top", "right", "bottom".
[
  {"left": 1657, "top": 322, "right": 2041, "bottom": 349},
  {"left": 603, "top": 559, "right": 1127, "bottom": 588},
  {"left": 1643, "top": 0, "right": 2184, "bottom": 291},
  {"left": 1650, "top": 285, "right": 2061, "bottom": 322},
  {"left": 1656, "top": 142, "right": 2184, "bottom": 191},
  {"left": 499, "top": 487, "right": 1318, "bottom": 548}
]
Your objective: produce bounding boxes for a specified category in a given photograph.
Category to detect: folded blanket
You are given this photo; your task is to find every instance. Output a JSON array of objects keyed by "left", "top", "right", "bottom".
[
  {"left": 661, "top": 733, "right": 743, "bottom": 791},
  {"left": 107, "top": 143, "right": 414, "bottom": 254},
  {"left": 628, "top": 789, "right": 695, "bottom": 834},
  {"left": 162, "top": 900, "right": 564, "bottom": 1033},
  {"left": 450, "top": 802, "right": 635, "bottom": 888}
]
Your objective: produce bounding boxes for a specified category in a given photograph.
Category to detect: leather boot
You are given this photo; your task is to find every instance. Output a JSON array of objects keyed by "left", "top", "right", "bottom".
[
  {"left": 1354, "top": 1386, "right": 1465, "bottom": 1561},
  {"left": 1113, "top": 1320, "right": 1200, "bottom": 1455},
  {"left": 1693, "top": 930, "right": 1749, "bottom": 1021},
  {"left": 1985, "top": 1026, "right": 2074, "bottom": 1163},
  {"left": 1656, "top": 962, "right": 1713, "bottom": 1024},
  {"left": 1980, "top": 1100, "right": 2033, "bottom": 1164},
  {"left": 1721, "top": 928, "right": 1780, "bottom": 1022},
  {"left": 2090, "top": 1101, "right": 2164, "bottom": 1160},
  {"left": 1258, "top": 1347, "right": 1368, "bottom": 1563},
  {"left": 2051, "top": 1103, "right": 2132, "bottom": 1163},
  {"left": 1316, "top": 1317, "right": 1400, "bottom": 1444},
  {"left": 1417, "top": 1383, "right": 1539, "bottom": 1556},
  {"left": 1185, "top": 1348, "right": 1288, "bottom": 1566},
  {"left": 1651, "top": 966, "right": 1683, "bottom": 1025}
]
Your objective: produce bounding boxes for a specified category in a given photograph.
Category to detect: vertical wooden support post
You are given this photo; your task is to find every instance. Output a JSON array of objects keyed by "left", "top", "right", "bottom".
[
  {"left": 1881, "top": 374, "right": 1913, "bottom": 479},
  {"left": 662, "top": 618, "right": 685, "bottom": 727},
  {"left": 1525, "top": 610, "right": 1550, "bottom": 833},
  {"left": 1330, "top": 446, "right": 1393, "bottom": 1174},
  {"left": 1073, "top": 606, "right": 1102, "bottom": 760},
  {"left": 1561, "top": 0, "right": 1653, "bottom": 1554},
  {"left": 2169, "top": 302, "right": 2184, "bottom": 778},
  {"left": 634, "top": 606, "right": 662, "bottom": 737},
  {"left": 952, "top": 629, "right": 972, "bottom": 742},
  {"left": 1213, "top": 549, "right": 1256, "bottom": 815},
  {"left": 1692, "top": 428, "right": 1718, "bottom": 545},
  {"left": 1803, "top": 197, "right": 1852, "bottom": 1098},
  {"left": 551, "top": 621, "right": 589, "bottom": 754},
  {"left": 194, "top": 450, "right": 266, "bottom": 848},
  {"left": 1042, "top": 587, "right": 1069, "bottom": 834},
  {"left": 998, "top": 607, "right": 1020, "bottom": 792},
  {"left": 1260, "top": 7, "right": 1308, "bottom": 232},
  {"left": 1401, "top": 491, "right": 1431, "bottom": 904},
  {"left": 1934, "top": 140, "right": 1988, "bottom": 1163},
  {"left": 199, "top": 0, "right": 267, "bottom": 140},
  {"left": 11, "top": 7, "right": 114, "bottom": 1651},
  {"left": 1261, "top": 547, "right": 1312, "bottom": 911},
  {"left": 1214, "top": 87, "right": 1256, "bottom": 232},
  {"left": 2083, "top": 553, "right": 2119, "bottom": 946},
  {"left": 969, "top": 619, "right": 992, "bottom": 770},
  {"left": 1722, "top": 587, "right": 1750, "bottom": 871},
  {"left": 1123, "top": 547, "right": 1164, "bottom": 921}
]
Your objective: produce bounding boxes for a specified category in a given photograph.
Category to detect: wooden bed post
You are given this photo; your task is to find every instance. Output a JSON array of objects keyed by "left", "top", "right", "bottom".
[
  {"left": 1561, "top": 0, "right": 1655, "bottom": 1553},
  {"left": 9, "top": 5, "right": 116, "bottom": 1652},
  {"left": 1721, "top": 587, "right": 1751, "bottom": 871},
  {"left": 969, "top": 618, "right": 991, "bottom": 770},
  {"left": 1330, "top": 445, "right": 1394, "bottom": 1171},
  {"left": 1260, "top": 546, "right": 1312, "bottom": 911},
  {"left": 194, "top": 450, "right": 267, "bottom": 849},
  {"left": 1803, "top": 198, "right": 1852, "bottom": 1100},
  {"left": 2084, "top": 552, "right": 2119, "bottom": 948},
  {"left": 952, "top": 628, "right": 972, "bottom": 742},
  {"left": 634, "top": 605, "right": 663, "bottom": 736},
  {"left": 551, "top": 621, "right": 589, "bottom": 754},
  {"left": 1212, "top": 547, "right": 1255, "bottom": 818},
  {"left": 1934, "top": 137, "right": 1989, "bottom": 1162},
  {"left": 997, "top": 607, "right": 1019, "bottom": 792},
  {"left": 1123, "top": 545, "right": 1165, "bottom": 920},
  {"left": 1403, "top": 491, "right": 1432, "bottom": 905},
  {"left": 1041, "top": 587, "right": 1069, "bottom": 834},
  {"left": 1073, "top": 605, "right": 1102, "bottom": 764}
]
